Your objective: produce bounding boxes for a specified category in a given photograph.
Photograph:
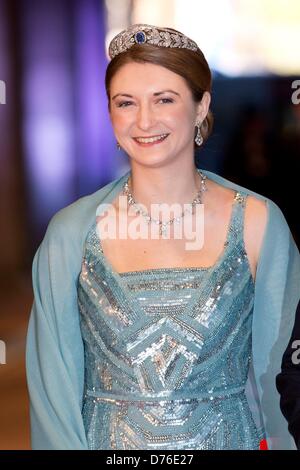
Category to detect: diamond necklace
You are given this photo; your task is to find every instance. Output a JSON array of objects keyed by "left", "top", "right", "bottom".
[{"left": 122, "top": 169, "right": 207, "bottom": 237}]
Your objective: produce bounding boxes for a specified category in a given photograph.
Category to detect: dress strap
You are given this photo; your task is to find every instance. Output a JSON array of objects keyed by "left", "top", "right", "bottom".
[{"left": 225, "top": 190, "right": 248, "bottom": 248}]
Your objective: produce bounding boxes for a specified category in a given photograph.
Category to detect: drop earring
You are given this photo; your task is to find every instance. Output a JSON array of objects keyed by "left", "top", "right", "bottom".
[{"left": 195, "top": 123, "right": 203, "bottom": 146}]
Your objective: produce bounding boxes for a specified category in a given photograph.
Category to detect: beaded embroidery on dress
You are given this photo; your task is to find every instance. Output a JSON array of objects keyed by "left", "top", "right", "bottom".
[{"left": 77, "top": 190, "right": 264, "bottom": 449}]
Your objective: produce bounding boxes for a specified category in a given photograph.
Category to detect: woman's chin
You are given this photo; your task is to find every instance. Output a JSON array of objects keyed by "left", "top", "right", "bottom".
[{"left": 128, "top": 152, "right": 174, "bottom": 168}]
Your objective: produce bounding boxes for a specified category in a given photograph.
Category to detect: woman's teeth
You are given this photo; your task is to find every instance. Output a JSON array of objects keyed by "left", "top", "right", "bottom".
[{"left": 134, "top": 134, "right": 168, "bottom": 144}]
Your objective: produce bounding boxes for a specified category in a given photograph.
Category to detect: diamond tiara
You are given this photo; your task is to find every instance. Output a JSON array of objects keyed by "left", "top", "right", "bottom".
[{"left": 108, "top": 24, "right": 200, "bottom": 60}]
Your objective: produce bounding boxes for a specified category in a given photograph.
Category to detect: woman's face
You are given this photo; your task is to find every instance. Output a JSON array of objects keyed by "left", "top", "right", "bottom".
[{"left": 109, "top": 61, "right": 210, "bottom": 168}]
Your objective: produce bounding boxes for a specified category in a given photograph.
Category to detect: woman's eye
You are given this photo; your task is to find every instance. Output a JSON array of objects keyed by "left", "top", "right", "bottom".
[
  {"left": 159, "top": 98, "right": 173, "bottom": 104},
  {"left": 117, "top": 101, "right": 133, "bottom": 108},
  {"left": 117, "top": 98, "right": 173, "bottom": 107}
]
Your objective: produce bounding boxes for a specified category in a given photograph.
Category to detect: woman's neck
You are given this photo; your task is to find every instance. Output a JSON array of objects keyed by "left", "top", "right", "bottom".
[{"left": 127, "top": 166, "right": 203, "bottom": 208}]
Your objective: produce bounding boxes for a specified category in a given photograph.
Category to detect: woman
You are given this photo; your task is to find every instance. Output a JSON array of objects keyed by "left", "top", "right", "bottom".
[{"left": 26, "top": 24, "right": 300, "bottom": 450}]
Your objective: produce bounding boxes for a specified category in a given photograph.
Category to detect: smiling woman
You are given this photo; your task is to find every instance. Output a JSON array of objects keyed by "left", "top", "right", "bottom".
[
  {"left": 25, "top": 24, "right": 300, "bottom": 451},
  {"left": 107, "top": 61, "right": 211, "bottom": 162},
  {"left": 105, "top": 31, "right": 213, "bottom": 160}
]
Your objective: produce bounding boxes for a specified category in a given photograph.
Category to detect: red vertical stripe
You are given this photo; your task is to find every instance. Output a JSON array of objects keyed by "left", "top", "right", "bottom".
[{"left": 259, "top": 439, "right": 268, "bottom": 450}]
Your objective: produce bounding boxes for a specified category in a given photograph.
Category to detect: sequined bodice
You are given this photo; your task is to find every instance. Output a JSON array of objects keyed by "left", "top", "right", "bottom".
[{"left": 77, "top": 190, "right": 262, "bottom": 450}]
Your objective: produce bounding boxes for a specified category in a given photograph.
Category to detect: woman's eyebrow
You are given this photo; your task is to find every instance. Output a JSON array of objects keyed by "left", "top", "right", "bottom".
[
  {"left": 111, "top": 90, "right": 180, "bottom": 100},
  {"left": 154, "top": 90, "right": 180, "bottom": 97}
]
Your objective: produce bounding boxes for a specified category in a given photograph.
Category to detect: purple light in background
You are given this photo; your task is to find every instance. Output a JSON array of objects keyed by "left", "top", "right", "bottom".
[
  {"left": 20, "top": 0, "right": 126, "bottom": 233},
  {"left": 74, "top": 0, "right": 118, "bottom": 195},
  {"left": 21, "top": 0, "right": 76, "bottom": 226}
]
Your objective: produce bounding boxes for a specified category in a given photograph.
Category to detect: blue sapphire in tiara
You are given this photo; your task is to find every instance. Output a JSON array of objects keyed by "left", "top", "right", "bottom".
[{"left": 135, "top": 31, "right": 146, "bottom": 44}]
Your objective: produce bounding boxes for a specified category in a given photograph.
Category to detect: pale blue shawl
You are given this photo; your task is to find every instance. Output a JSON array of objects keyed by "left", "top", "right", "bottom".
[{"left": 26, "top": 169, "right": 300, "bottom": 450}]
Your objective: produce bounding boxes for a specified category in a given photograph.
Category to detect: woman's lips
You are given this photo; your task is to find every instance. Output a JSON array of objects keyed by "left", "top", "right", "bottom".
[{"left": 133, "top": 134, "right": 169, "bottom": 147}]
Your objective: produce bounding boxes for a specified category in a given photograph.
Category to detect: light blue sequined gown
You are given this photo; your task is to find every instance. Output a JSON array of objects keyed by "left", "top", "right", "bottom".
[{"left": 77, "top": 190, "right": 264, "bottom": 450}]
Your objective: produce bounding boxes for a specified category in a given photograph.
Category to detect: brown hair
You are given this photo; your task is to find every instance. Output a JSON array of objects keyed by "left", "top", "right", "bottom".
[{"left": 105, "top": 30, "right": 214, "bottom": 152}]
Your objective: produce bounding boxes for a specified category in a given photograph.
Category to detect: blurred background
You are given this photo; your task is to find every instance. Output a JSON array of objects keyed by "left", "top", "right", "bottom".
[{"left": 0, "top": 0, "right": 299, "bottom": 449}]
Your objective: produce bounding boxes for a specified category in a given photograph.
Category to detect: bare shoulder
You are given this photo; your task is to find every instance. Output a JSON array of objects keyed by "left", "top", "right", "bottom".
[
  {"left": 210, "top": 178, "right": 268, "bottom": 262},
  {"left": 244, "top": 195, "right": 268, "bottom": 266},
  {"left": 206, "top": 178, "right": 268, "bottom": 279}
]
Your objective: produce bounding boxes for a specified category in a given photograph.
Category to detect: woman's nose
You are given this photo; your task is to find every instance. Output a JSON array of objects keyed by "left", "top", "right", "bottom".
[{"left": 136, "top": 103, "right": 156, "bottom": 130}]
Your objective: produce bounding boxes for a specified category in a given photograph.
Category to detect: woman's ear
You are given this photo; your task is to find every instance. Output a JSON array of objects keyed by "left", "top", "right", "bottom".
[{"left": 196, "top": 91, "right": 211, "bottom": 123}]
